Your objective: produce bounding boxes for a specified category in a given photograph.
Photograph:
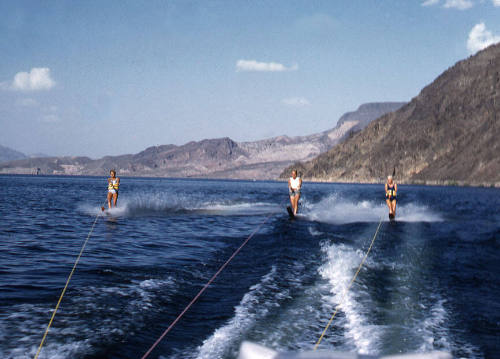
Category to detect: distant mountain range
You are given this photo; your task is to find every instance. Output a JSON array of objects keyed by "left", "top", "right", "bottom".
[
  {"left": 0, "top": 102, "right": 404, "bottom": 179},
  {"left": 0, "top": 145, "right": 27, "bottom": 163},
  {"left": 282, "top": 43, "right": 500, "bottom": 187},
  {"left": 0, "top": 146, "right": 51, "bottom": 165}
]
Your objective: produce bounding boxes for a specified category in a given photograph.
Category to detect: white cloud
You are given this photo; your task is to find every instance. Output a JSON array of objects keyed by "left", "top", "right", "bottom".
[
  {"left": 467, "top": 22, "right": 500, "bottom": 53},
  {"left": 236, "top": 60, "right": 298, "bottom": 72},
  {"left": 443, "top": 0, "right": 474, "bottom": 9},
  {"left": 40, "top": 114, "right": 60, "bottom": 123},
  {"left": 424, "top": 0, "right": 500, "bottom": 9},
  {"left": 282, "top": 97, "right": 310, "bottom": 107},
  {"left": 16, "top": 98, "right": 39, "bottom": 107},
  {"left": 10, "top": 67, "right": 55, "bottom": 91},
  {"left": 422, "top": 0, "right": 440, "bottom": 6}
]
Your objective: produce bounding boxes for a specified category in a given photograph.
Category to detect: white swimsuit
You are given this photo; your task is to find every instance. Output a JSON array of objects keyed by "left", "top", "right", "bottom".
[{"left": 290, "top": 177, "right": 301, "bottom": 196}]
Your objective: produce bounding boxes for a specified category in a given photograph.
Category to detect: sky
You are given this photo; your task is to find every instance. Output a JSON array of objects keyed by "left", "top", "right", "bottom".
[{"left": 0, "top": 0, "right": 499, "bottom": 158}]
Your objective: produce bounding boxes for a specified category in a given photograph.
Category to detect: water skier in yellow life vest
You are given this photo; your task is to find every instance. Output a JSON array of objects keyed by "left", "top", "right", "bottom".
[
  {"left": 106, "top": 169, "right": 120, "bottom": 210},
  {"left": 385, "top": 175, "right": 397, "bottom": 219},
  {"left": 288, "top": 169, "right": 302, "bottom": 215}
]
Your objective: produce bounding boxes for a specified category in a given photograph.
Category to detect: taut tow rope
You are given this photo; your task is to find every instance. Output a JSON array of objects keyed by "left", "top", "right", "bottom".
[
  {"left": 314, "top": 217, "right": 383, "bottom": 350},
  {"left": 34, "top": 204, "right": 105, "bottom": 359},
  {"left": 141, "top": 202, "right": 283, "bottom": 359}
]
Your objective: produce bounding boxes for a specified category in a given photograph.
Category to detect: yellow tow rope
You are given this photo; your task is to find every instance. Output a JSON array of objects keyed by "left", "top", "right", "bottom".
[
  {"left": 314, "top": 217, "right": 383, "bottom": 350},
  {"left": 34, "top": 206, "right": 104, "bottom": 359}
]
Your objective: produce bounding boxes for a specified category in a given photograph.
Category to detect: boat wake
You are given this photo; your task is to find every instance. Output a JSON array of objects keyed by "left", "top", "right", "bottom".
[
  {"left": 194, "top": 267, "right": 281, "bottom": 359},
  {"left": 301, "top": 194, "right": 442, "bottom": 224},
  {"left": 318, "top": 240, "right": 381, "bottom": 354},
  {"left": 78, "top": 191, "right": 279, "bottom": 218},
  {"left": 1, "top": 276, "right": 175, "bottom": 359}
]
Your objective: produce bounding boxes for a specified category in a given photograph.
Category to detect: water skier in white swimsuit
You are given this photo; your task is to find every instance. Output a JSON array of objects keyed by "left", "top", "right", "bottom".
[{"left": 288, "top": 169, "right": 302, "bottom": 215}]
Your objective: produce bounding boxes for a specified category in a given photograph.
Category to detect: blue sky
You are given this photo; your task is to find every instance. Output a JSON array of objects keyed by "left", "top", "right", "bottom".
[{"left": 1, "top": 0, "right": 499, "bottom": 158}]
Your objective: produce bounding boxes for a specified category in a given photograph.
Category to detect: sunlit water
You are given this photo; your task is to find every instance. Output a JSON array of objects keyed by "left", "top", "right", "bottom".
[{"left": 0, "top": 175, "right": 498, "bottom": 359}]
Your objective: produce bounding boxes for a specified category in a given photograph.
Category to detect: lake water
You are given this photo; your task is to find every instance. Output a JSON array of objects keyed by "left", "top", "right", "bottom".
[{"left": 0, "top": 175, "right": 499, "bottom": 359}]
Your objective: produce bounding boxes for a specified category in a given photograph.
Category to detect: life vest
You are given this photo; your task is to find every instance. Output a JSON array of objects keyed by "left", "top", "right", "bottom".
[
  {"left": 108, "top": 179, "right": 119, "bottom": 191},
  {"left": 290, "top": 177, "right": 301, "bottom": 190},
  {"left": 386, "top": 183, "right": 396, "bottom": 199}
]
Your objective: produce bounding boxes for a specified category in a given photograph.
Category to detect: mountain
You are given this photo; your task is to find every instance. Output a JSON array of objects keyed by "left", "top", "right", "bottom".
[
  {"left": 0, "top": 102, "right": 403, "bottom": 179},
  {"left": 282, "top": 43, "right": 500, "bottom": 186},
  {"left": 0, "top": 145, "right": 27, "bottom": 163}
]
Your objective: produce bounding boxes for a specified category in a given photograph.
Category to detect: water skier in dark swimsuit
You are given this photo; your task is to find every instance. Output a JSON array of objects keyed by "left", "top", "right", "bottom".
[{"left": 385, "top": 175, "right": 397, "bottom": 219}]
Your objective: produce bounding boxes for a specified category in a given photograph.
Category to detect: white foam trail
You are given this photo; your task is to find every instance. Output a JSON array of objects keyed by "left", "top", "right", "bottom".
[
  {"left": 188, "top": 256, "right": 341, "bottom": 357},
  {"left": 308, "top": 227, "right": 323, "bottom": 237},
  {"left": 395, "top": 203, "right": 443, "bottom": 222},
  {"left": 77, "top": 203, "right": 106, "bottom": 216},
  {"left": 22, "top": 341, "right": 90, "bottom": 359},
  {"left": 78, "top": 192, "right": 186, "bottom": 216},
  {"left": 1, "top": 303, "right": 93, "bottom": 359},
  {"left": 198, "top": 201, "right": 279, "bottom": 216},
  {"left": 418, "top": 299, "right": 451, "bottom": 353},
  {"left": 77, "top": 202, "right": 127, "bottom": 216},
  {"left": 303, "top": 194, "right": 441, "bottom": 224},
  {"left": 415, "top": 298, "right": 478, "bottom": 356},
  {"left": 255, "top": 278, "right": 344, "bottom": 352},
  {"left": 88, "top": 277, "right": 175, "bottom": 310},
  {"left": 2, "top": 277, "right": 175, "bottom": 358},
  {"left": 319, "top": 241, "right": 381, "bottom": 355},
  {"left": 195, "top": 267, "right": 281, "bottom": 359},
  {"left": 77, "top": 192, "right": 278, "bottom": 217}
]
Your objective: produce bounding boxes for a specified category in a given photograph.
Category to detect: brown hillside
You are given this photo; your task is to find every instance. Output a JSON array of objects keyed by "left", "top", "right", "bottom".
[{"left": 283, "top": 43, "right": 500, "bottom": 186}]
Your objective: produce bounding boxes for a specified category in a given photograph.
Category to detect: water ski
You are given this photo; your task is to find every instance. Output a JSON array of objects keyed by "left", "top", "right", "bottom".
[
  {"left": 287, "top": 206, "right": 295, "bottom": 219},
  {"left": 389, "top": 213, "right": 395, "bottom": 221}
]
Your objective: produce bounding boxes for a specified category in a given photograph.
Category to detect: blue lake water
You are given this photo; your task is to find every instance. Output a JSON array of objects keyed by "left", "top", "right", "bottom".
[{"left": 0, "top": 175, "right": 499, "bottom": 359}]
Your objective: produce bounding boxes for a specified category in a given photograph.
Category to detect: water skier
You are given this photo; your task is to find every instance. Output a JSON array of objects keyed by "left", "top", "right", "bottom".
[
  {"left": 288, "top": 169, "right": 302, "bottom": 215},
  {"left": 385, "top": 175, "right": 397, "bottom": 219},
  {"left": 105, "top": 169, "right": 120, "bottom": 210}
]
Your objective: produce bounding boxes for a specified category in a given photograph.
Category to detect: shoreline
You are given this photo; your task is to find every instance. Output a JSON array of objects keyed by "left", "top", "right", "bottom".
[
  {"left": 295, "top": 176, "right": 500, "bottom": 188},
  {"left": 1, "top": 172, "right": 499, "bottom": 188}
]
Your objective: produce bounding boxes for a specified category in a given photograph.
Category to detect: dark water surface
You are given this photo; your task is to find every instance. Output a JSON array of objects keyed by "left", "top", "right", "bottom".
[{"left": 0, "top": 175, "right": 498, "bottom": 359}]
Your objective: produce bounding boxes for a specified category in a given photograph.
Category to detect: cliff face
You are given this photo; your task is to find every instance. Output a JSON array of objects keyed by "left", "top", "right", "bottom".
[
  {"left": 0, "top": 103, "right": 403, "bottom": 179},
  {"left": 335, "top": 102, "right": 406, "bottom": 132},
  {"left": 283, "top": 43, "right": 500, "bottom": 186}
]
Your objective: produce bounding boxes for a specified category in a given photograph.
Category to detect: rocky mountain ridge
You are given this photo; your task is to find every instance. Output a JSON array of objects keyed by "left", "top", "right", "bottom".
[
  {"left": 282, "top": 43, "right": 500, "bottom": 187},
  {"left": 0, "top": 102, "right": 404, "bottom": 179}
]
